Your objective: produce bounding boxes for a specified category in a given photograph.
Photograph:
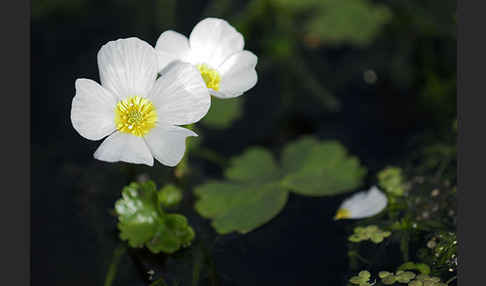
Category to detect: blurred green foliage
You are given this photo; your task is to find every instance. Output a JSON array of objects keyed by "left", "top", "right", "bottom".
[
  {"left": 348, "top": 225, "right": 391, "bottom": 244},
  {"left": 378, "top": 167, "right": 406, "bottom": 196},
  {"left": 349, "top": 270, "right": 372, "bottom": 286},
  {"left": 195, "top": 136, "right": 366, "bottom": 234},
  {"left": 398, "top": 262, "right": 431, "bottom": 275},
  {"left": 380, "top": 270, "right": 416, "bottom": 284},
  {"left": 115, "top": 181, "right": 194, "bottom": 254},
  {"left": 158, "top": 184, "right": 183, "bottom": 209},
  {"left": 201, "top": 97, "right": 244, "bottom": 130},
  {"left": 272, "top": 0, "right": 392, "bottom": 47}
]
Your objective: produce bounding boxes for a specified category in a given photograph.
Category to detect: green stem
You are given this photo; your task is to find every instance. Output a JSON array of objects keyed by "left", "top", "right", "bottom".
[
  {"left": 349, "top": 250, "right": 371, "bottom": 265},
  {"left": 446, "top": 276, "right": 457, "bottom": 285},
  {"left": 400, "top": 232, "right": 410, "bottom": 262},
  {"left": 192, "top": 246, "right": 204, "bottom": 286},
  {"left": 104, "top": 244, "right": 127, "bottom": 286}
]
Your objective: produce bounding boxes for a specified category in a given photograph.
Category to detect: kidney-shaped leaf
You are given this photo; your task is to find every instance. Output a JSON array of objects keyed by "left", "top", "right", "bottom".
[
  {"left": 224, "top": 147, "right": 281, "bottom": 183},
  {"left": 194, "top": 137, "right": 366, "bottom": 234},
  {"left": 282, "top": 141, "right": 367, "bottom": 196},
  {"left": 195, "top": 182, "right": 288, "bottom": 234}
]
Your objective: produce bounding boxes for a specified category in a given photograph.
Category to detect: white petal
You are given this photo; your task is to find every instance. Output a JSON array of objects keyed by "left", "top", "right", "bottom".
[
  {"left": 147, "top": 61, "right": 210, "bottom": 125},
  {"left": 189, "top": 18, "right": 244, "bottom": 68},
  {"left": 155, "top": 30, "right": 191, "bottom": 72},
  {"left": 144, "top": 125, "right": 197, "bottom": 167},
  {"left": 216, "top": 51, "right": 258, "bottom": 98},
  {"left": 340, "top": 186, "right": 388, "bottom": 219},
  {"left": 97, "top": 37, "right": 159, "bottom": 100},
  {"left": 93, "top": 132, "right": 154, "bottom": 166},
  {"left": 71, "top": 79, "right": 117, "bottom": 141}
]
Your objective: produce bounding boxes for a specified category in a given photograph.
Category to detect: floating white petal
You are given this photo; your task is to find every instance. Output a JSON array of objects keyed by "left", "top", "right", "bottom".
[
  {"left": 94, "top": 132, "right": 154, "bottom": 166},
  {"left": 71, "top": 79, "right": 117, "bottom": 141},
  {"left": 144, "top": 125, "right": 197, "bottom": 167},
  {"left": 335, "top": 186, "right": 388, "bottom": 220},
  {"left": 147, "top": 62, "right": 210, "bottom": 125},
  {"left": 98, "top": 37, "right": 159, "bottom": 100}
]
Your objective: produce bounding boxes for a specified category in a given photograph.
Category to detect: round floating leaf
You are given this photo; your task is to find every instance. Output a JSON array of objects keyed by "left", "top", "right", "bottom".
[
  {"left": 195, "top": 182, "right": 288, "bottom": 234},
  {"left": 282, "top": 141, "right": 367, "bottom": 196},
  {"left": 382, "top": 275, "right": 397, "bottom": 285},
  {"left": 358, "top": 270, "right": 371, "bottom": 280},
  {"left": 201, "top": 97, "right": 244, "bottom": 129}
]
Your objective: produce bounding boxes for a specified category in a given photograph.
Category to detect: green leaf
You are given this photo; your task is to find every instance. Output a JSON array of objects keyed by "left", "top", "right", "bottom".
[
  {"left": 201, "top": 97, "right": 244, "bottom": 129},
  {"left": 158, "top": 184, "right": 183, "bottom": 208},
  {"left": 382, "top": 275, "right": 397, "bottom": 285},
  {"left": 225, "top": 147, "right": 281, "bottom": 183},
  {"left": 377, "top": 166, "right": 406, "bottom": 196},
  {"left": 281, "top": 136, "right": 320, "bottom": 174},
  {"left": 195, "top": 182, "right": 288, "bottom": 234},
  {"left": 115, "top": 181, "right": 195, "bottom": 254},
  {"left": 305, "top": 0, "right": 392, "bottom": 47},
  {"left": 194, "top": 137, "right": 366, "bottom": 234},
  {"left": 398, "top": 262, "right": 431, "bottom": 275},
  {"left": 379, "top": 271, "right": 392, "bottom": 279},
  {"left": 282, "top": 141, "right": 366, "bottom": 196},
  {"left": 358, "top": 271, "right": 371, "bottom": 280},
  {"left": 272, "top": 0, "right": 392, "bottom": 47},
  {"left": 146, "top": 214, "right": 195, "bottom": 254},
  {"left": 116, "top": 182, "right": 160, "bottom": 247}
]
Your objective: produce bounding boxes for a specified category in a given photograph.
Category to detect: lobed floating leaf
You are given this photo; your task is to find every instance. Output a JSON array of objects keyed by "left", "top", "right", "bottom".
[
  {"left": 194, "top": 136, "right": 366, "bottom": 234},
  {"left": 282, "top": 140, "right": 367, "bottom": 196},
  {"left": 115, "top": 181, "right": 194, "bottom": 254},
  {"left": 195, "top": 182, "right": 288, "bottom": 234}
]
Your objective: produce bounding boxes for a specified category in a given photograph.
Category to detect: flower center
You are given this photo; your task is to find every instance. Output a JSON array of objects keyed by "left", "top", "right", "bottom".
[
  {"left": 114, "top": 96, "right": 157, "bottom": 137},
  {"left": 334, "top": 208, "right": 351, "bottom": 220},
  {"left": 196, "top": 64, "right": 221, "bottom": 91}
]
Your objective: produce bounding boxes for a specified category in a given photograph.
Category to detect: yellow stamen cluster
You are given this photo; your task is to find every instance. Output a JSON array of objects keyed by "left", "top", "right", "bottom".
[
  {"left": 196, "top": 63, "right": 221, "bottom": 91},
  {"left": 334, "top": 208, "right": 351, "bottom": 220},
  {"left": 114, "top": 96, "right": 157, "bottom": 137}
]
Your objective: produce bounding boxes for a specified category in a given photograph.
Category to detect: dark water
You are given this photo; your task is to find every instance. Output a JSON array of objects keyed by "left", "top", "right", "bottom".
[{"left": 32, "top": 1, "right": 452, "bottom": 285}]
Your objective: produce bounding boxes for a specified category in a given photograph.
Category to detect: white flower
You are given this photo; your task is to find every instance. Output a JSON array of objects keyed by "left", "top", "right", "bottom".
[
  {"left": 334, "top": 186, "right": 388, "bottom": 220},
  {"left": 155, "top": 17, "right": 258, "bottom": 99},
  {"left": 71, "top": 37, "right": 210, "bottom": 167}
]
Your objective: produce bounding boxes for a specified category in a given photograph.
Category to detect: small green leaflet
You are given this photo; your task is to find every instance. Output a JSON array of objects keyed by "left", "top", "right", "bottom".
[
  {"left": 115, "top": 181, "right": 195, "bottom": 254},
  {"left": 195, "top": 136, "right": 366, "bottom": 234}
]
